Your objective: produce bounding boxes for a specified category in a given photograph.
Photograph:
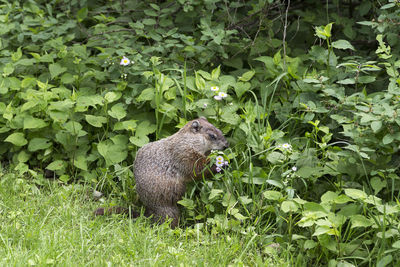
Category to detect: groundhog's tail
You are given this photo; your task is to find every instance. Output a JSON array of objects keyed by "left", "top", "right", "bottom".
[{"left": 93, "top": 207, "right": 140, "bottom": 218}]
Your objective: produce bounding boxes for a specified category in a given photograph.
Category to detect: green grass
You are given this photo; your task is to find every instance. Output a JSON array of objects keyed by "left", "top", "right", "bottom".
[{"left": 0, "top": 171, "right": 288, "bottom": 266}]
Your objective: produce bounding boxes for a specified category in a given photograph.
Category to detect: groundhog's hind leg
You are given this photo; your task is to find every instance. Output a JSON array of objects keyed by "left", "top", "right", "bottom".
[{"left": 147, "top": 205, "right": 180, "bottom": 228}]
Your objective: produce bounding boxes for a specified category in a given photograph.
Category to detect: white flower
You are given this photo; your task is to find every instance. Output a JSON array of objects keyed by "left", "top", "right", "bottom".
[
  {"left": 224, "top": 161, "right": 229, "bottom": 166},
  {"left": 280, "top": 143, "right": 292, "bottom": 150},
  {"left": 203, "top": 103, "right": 208, "bottom": 108},
  {"left": 292, "top": 166, "right": 297, "bottom": 172},
  {"left": 214, "top": 95, "right": 222, "bottom": 101},
  {"left": 211, "top": 86, "right": 219, "bottom": 92},
  {"left": 120, "top": 56, "right": 130, "bottom": 66},
  {"left": 216, "top": 167, "right": 222, "bottom": 173},
  {"left": 218, "top": 92, "right": 228, "bottom": 98}
]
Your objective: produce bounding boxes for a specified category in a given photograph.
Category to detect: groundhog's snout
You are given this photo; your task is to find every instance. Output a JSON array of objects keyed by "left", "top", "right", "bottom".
[{"left": 222, "top": 139, "right": 229, "bottom": 150}]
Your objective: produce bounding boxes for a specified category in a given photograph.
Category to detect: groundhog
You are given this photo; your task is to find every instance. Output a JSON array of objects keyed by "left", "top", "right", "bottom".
[{"left": 95, "top": 117, "right": 229, "bottom": 228}]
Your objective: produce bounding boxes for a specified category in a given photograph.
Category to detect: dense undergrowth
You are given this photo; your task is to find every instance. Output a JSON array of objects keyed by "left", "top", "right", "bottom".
[{"left": 1, "top": 0, "right": 400, "bottom": 265}]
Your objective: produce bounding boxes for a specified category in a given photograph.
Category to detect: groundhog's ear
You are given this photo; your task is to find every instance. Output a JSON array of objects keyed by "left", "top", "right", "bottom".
[{"left": 191, "top": 120, "right": 202, "bottom": 132}]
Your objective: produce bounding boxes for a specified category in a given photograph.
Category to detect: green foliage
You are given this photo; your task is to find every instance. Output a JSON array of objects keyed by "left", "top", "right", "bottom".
[{"left": 1, "top": 0, "right": 400, "bottom": 265}]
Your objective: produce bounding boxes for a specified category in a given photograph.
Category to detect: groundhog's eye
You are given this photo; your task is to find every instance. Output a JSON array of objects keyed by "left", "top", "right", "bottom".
[{"left": 208, "top": 133, "right": 217, "bottom": 140}]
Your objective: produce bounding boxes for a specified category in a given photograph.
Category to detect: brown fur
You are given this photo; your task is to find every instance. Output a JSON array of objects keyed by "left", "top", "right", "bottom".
[{"left": 95, "top": 117, "right": 229, "bottom": 228}]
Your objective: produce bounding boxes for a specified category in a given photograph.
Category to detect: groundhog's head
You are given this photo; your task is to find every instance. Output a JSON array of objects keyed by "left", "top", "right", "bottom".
[{"left": 186, "top": 117, "right": 229, "bottom": 155}]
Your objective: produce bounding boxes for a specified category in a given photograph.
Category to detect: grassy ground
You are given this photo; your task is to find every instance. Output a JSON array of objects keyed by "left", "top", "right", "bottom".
[{"left": 0, "top": 171, "right": 288, "bottom": 266}]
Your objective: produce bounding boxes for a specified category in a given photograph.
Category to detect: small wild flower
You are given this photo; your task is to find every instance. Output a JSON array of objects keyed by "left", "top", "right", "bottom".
[
  {"left": 218, "top": 92, "right": 228, "bottom": 99},
  {"left": 211, "top": 86, "right": 219, "bottom": 92},
  {"left": 216, "top": 156, "right": 225, "bottom": 167},
  {"left": 292, "top": 166, "right": 297, "bottom": 172},
  {"left": 120, "top": 56, "right": 130, "bottom": 66},
  {"left": 214, "top": 95, "right": 223, "bottom": 101},
  {"left": 216, "top": 166, "right": 222, "bottom": 173},
  {"left": 278, "top": 143, "right": 292, "bottom": 151}
]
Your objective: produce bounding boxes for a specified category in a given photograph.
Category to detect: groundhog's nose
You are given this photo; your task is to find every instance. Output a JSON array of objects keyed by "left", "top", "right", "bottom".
[{"left": 223, "top": 141, "right": 229, "bottom": 150}]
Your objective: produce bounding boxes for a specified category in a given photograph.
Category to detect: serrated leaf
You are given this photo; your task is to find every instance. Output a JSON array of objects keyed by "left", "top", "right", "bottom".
[{"left": 5, "top": 132, "right": 27, "bottom": 146}]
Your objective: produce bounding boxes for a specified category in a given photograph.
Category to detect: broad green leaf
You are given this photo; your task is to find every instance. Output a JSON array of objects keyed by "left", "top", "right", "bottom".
[
  {"left": 209, "top": 189, "right": 223, "bottom": 200},
  {"left": 239, "top": 196, "right": 253, "bottom": 205},
  {"left": 304, "top": 240, "right": 317, "bottom": 249},
  {"left": 197, "top": 70, "right": 211, "bottom": 80},
  {"left": 85, "top": 115, "right": 107, "bottom": 127},
  {"left": 46, "top": 160, "right": 65, "bottom": 171},
  {"left": 177, "top": 198, "right": 194, "bottom": 208},
  {"left": 266, "top": 151, "right": 285, "bottom": 164},
  {"left": 11, "top": 47, "right": 22, "bottom": 62},
  {"left": 77, "top": 7, "right": 88, "bottom": 22},
  {"left": 97, "top": 140, "right": 127, "bottom": 166},
  {"left": 49, "top": 63, "right": 67, "bottom": 79},
  {"left": 281, "top": 200, "right": 298, "bottom": 213},
  {"left": 234, "top": 82, "right": 251, "bottom": 98},
  {"left": 321, "top": 191, "right": 338, "bottom": 203},
  {"left": 371, "top": 120, "right": 382, "bottom": 133},
  {"left": 344, "top": 188, "right": 367, "bottom": 200},
  {"left": 211, "top": 65, "right": 221, "bottom": 80},
  {"left": 73, "top": 155, "right": 87, "bottom": 171},
  {"left": 195, "top": 72, "right": 205, "bottom": 91},
  {"left": 233, "top": 212, "right": 247, "bottom": 220},
  {"left": 136, "top": 88, "right": 154, "bottom": 102},
  {"left": 5, "top": 132, "right": 27, "bottom": 146},
  {"left": 313, "top": 226, "right": 331, "bottom": 236},
  {"left": 114, "top": 120, "right": 137, "bottom": 131},
  {"left": 332, "top": 40, "right": 355, "bottom": 50},
  {"left": 393, "top": 240, "right": 400, "bottom": 249},
  {"left": 76, "top": 95, "right": 104, "bottom": 110},
  {"left": 376, "top": 255, "right": 392, "bottom": 267},
  {"left": 358, "top": 76, "right": 376, "bottom": 83},
  {"left": 108, "top": 103, "right": 127, "bottom": 121},
  {"left": 2, "top": 63, "right": 14, "bottom": 76},
  {"left": 337, "top": 78, "right": 355, "bottom": 84},
  {"left": 28, "top": 138, "right": 51, "bottom": 152},
  {"left": 371, "top": 176, "right": 386, "bottom": 194},
  {"left": 104, "top": 91, "right": 122, "bottom": 103},
  {"left": 21, "top": 101, "right": 39, "bottom": 112},
  {"left": 23, "top": 116, "right": 47, "bottom": 129},
  {"left": 263, "top": 190, "right": 283, "bottom": 201},
  {"left": 238, "top": 70, "right": 255, "bottom": 82},
  {"left": 382, "top": 134, "right": 394, "bottom": 145}
]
